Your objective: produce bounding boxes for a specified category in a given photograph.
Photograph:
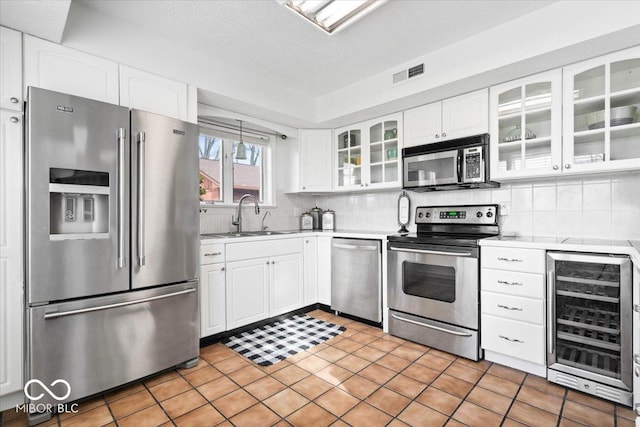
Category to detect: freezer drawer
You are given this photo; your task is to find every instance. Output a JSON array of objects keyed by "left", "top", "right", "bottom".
[{"left": 27, "top": 282, "right": 199, "bottom": 407}]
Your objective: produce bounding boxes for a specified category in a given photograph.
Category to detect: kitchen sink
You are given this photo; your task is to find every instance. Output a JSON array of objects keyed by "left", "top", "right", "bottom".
[{"left": 201, "top": 230, "right": 300, "bottom": 238}]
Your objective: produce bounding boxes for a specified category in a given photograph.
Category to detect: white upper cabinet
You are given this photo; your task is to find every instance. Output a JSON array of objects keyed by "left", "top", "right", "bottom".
[
  {"left": 23, "top": 35, "right": 119, "bottom": 104},
  {"left": 119, "top": 65, "right": 190, "bottom": 122},
  {"left": 0, "top": 26, "right": 22, "bottom": 111},
  {"left": 404, "top": 89, "right": 488, "bottom": 148},
  {"left": 490, "top": 69, "right": 563, "bottom": 180},
  {"left": 298, "top": 129, "right": 333, "bottom": 192},
  {"left": 335, "top": 112, "right": 402, "bottom": 191},
  {"left": 563, "top": 46, "right": 640, "bottom": 174}
]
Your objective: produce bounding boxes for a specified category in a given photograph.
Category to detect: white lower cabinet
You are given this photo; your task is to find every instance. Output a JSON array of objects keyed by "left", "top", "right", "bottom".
[
  {"left": 303, "top": 237, "right": 318, "bottom": 305},
  {"left": 226, "top": 257, "right": 270, "bottom": 330},
  {"left": 317, "top": 236, "right": 332, "bottom": 305},
  {"left": 200, "top": 263, "right": 226, "bottom": 338},
  {"left": 270, "top": 253, "right": 304, "bottom": 317},
  {"left": 225, "top": 238, "right": 305, "bottom": 330},
  {"left": 481, "top": 245, "right": 546, "bottom": 376},
  {"left": 633, "top": 263, "right": 639, "bottom": 422},
  {"left": 200, "top": 243, "right": 226, "bottom": 338},
  {"left": 0, "top": 109, "right": 24, "bottom": 411}
]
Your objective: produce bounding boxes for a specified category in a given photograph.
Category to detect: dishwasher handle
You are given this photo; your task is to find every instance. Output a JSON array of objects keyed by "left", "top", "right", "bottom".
[{"left": 332, "top": 243, "right": 379, "bottom": 251}]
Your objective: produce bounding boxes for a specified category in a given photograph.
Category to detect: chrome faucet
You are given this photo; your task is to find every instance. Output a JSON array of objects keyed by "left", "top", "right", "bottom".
[
  {"left": 261, "top": 211, "right": 271, "bottom": 231},
  {"left": 232, "top": 194, "right": 260, "bottom": 232}
]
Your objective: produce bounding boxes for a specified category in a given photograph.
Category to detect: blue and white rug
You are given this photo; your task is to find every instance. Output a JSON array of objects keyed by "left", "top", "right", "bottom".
[{"left": 223, "top": 314, "right": 345, "bottom": 366}]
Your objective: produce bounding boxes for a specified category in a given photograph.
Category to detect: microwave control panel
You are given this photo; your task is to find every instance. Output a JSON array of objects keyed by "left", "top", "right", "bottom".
[{"left": 463, "top": 147, "right": 484, "bottom": 183}]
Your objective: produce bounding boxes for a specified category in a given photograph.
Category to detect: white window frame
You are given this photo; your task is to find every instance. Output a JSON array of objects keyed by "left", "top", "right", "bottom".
[{"left": 199, "top": 124, "right": 276, "bottom": 207}]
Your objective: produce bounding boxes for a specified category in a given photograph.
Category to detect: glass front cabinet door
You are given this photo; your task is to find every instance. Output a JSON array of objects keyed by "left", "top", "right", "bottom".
[
  {"left": 563, "top": 46, "right": 640, "bottom": 173},
  {"left": 490, "top": 69, "right": 562, "bottom": 179},
  {"left": 366, "top": 113, "right": 402, "bottom": 189},
  {"left": 334, "top": 113, "right": 402, "bottom": 191}
]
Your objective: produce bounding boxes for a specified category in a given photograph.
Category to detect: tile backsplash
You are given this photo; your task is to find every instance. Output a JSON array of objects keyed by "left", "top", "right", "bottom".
[{"left": 201, "top": 171, "right": 640, "bottom": 240}]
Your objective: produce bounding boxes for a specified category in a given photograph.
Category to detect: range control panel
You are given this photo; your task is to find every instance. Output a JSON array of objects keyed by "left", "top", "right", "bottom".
[{"left": 415, "top": 205, "right": 498, "bottom": 225}]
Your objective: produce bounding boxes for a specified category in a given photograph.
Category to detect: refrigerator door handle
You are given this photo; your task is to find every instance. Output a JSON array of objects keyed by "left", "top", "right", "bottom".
[
  {"left": 137, "top": 131, "right": 146, "bottom": 266},
  {"left": 117, "top": 128, "right": 127, "bottom": 268},
  {"left": 43, "top": 288, "right": 197, "bottom": 319}
]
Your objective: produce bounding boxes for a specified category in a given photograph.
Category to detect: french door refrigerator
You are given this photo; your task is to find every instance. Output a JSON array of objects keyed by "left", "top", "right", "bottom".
[{"left": 25, "top": 87, "right": 200, "bottom": 413}]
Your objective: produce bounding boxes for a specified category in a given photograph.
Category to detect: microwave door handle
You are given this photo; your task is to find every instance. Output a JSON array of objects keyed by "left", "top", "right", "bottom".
[{"left": 457, "top": 150, "right": 463, "bottom": 183}]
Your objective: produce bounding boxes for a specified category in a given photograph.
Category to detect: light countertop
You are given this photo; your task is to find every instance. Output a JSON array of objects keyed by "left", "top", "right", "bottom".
[
  {"left": 200, "top": 229, "right": 393, "bottom": 243},
  {"left": 480, "top": 235, "right": 640, "bottom": 265}
]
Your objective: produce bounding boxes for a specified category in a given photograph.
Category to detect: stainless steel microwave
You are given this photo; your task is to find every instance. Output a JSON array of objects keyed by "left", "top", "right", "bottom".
[{"left": 402, "top": 134, "right": 499, "bottom": 191}]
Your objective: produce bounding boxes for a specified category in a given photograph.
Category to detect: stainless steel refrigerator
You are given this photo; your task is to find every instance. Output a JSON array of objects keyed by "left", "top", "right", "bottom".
[{"left": 25, "top": 87, "right": 200, "bottom": 412}]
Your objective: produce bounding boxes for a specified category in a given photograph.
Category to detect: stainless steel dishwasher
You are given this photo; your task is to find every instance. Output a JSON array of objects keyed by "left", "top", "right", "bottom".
[{"left": 331, "top": 238, "right": 382, "bottom": 323}]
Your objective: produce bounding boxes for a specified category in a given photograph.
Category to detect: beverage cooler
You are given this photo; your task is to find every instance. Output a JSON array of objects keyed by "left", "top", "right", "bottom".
[{"left": 547, "top": 252, "right": 633, "bottom": 406}]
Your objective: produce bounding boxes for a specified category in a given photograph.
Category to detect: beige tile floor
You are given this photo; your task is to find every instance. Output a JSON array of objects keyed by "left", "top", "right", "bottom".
[{"left": 1, "top": 309, "right": 636, "bottom": 427}]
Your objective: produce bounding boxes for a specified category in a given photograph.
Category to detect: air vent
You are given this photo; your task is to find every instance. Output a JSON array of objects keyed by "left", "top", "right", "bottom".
[{"left": 392, "top": 63, "right": 424, "bottom": 85}]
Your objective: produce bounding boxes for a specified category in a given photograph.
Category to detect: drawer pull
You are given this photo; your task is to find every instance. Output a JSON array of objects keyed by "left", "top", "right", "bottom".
[
  {"left": 634, "top": 354, "right": 640, "bottom": 365},
  {"left": 497, "top": 280, "right": 523, "bottom": 286},
  {"left": 497, "top": 304, "right": 523, "bottom": 311},
  {"left": 497, "top": 257, "right": 523, "bottom": 262},
  {"left": 204, "top": 252, "right": 222, "bottom": 257},
  {"left": 634, "top": 304, "right": 640, "bottom": 313},
  {"left": 499, "top": 335, "right": 524, "bottom": 343}
]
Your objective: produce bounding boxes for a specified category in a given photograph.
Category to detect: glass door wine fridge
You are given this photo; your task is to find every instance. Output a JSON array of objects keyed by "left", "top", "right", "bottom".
[{"left": 547, "top": 252, "right": 633, "bottom": 406}]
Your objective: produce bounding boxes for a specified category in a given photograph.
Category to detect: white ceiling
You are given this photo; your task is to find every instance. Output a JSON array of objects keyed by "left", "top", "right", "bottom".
[{"left": 71, "top": 0, "right": 555, "bottom": 98}]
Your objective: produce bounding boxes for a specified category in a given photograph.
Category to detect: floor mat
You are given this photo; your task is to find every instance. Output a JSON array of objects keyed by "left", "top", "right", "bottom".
[{"left": 223, "top": 314, "right": 346, "bottom": 366}]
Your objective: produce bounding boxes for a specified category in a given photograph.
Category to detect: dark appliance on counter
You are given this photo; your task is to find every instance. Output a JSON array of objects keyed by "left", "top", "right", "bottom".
[
  {"left": 25, "top": 87, "right": 200, "bottom": 423},
  {"left": 387, "top": 204, "right": 499, "bottom": 360},
  {"left": 547, "top": 252, "right": 633, "bottom": 406},
  {"left": 402, "top": 134, "right": 499, "bottom": 191}
]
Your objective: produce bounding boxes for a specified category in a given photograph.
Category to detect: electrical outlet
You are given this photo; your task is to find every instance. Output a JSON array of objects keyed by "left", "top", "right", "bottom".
[{"left": 499, "top": 202, "right": 510, "bottom": 216}]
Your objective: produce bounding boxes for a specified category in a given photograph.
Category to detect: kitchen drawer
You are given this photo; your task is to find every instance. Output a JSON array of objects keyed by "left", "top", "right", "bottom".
[
  {"left": 226, "top": 238, "right": 303, "bottom": 262},
  {"left": 481, "top": 314, "right": 545, "bottom": 365},
  {"left": 481, "top": 268, "right": 545, "bottom": 299},
  {"left": 200, "top": 244, "right": 225, "bottom": 265},
  {"left": 481, "top": 246, "right": 545, "bottom": 273},
  {"left": 481, "top": 291, "right": 544, "bottom": 325}
]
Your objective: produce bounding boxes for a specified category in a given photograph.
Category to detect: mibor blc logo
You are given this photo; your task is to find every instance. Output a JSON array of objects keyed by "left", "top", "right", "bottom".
[{"left": 16, "top": 379, "right": 78, "bottom": 415}]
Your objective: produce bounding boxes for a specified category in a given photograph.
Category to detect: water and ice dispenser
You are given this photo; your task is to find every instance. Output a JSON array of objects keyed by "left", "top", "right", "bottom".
[{"left": 49, "top": 168, "right": 109, "bottom": 239}]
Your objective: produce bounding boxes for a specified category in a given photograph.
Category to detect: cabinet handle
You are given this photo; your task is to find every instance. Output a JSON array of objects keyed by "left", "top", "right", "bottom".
[
  {"left": 10, "top": 116, "right": 19, "bottom": 123},
  {"left": 365, "top": 183, "right": 369, "bottom": 187},
  {"left": 442, "top": 132, "right": 447, "bottom": 137},
  {"left": 266, "top": 261, "right": 269, "bottom": 265},
  {"left": 499, "top": 335, "right": 524, "bottom": 343},
  {"left": 302, "top": 186, "right": 306, "bottom": 190},
  {"left": 635, "top": 366, "right": 639, "bottom": 378},
  {"left": 633, "top": 304, "right": 640, "bottom": 313},
  {"left": 204, "top": 252, "right": 222, "bottom": 257},
  {"left": 221, "top": 267, "right": 225, "bottom": 271},
  {"left": 435, "top": 134, "right": 440, "bottom": 139},
  {"left": 498, "top": 304, "right": 523, "bottom": 311},
  {"left": 10, "top": 97, "right": 19, "bottom": 103},
  {"left": 634, "top": 354, "right": 640, "bottom": 365},
  {"left": 564, "top": 164, "right": 571, "bottom": 169},
  {"left": 271, "top": 261, "right": 275, "bottom": 264},
  {"left": 552, "top": 165, "right": 559, "bottom": 170},
  {"left": 497, "top": 257, "right": 523, "bottom": 263},
  {"left": 305, "top": 240, "right": 309, "bottom": 243},
  {"left": 497, "top": 280, "right": 523, "bottom": 286}
]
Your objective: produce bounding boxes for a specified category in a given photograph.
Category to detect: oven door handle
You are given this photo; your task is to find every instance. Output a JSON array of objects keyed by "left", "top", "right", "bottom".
[
  {"left": 390, "top": 313, "right": 473, "bottom": 337},
  {"left": 388, "top": 246, "right": 473, "bottom": 257}
]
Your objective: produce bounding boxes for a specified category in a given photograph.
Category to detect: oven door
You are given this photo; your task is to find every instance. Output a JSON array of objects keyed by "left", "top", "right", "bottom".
[
  {"left": 388, "top": 242, "right": 479, "bottom": 329},
  {"left": 403, "top": 149, "right": 460, "bottom": 188}
]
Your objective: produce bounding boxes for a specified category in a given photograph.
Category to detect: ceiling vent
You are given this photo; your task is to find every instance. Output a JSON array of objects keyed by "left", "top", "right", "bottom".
[{"left": 393, "top": 64, "right": 424, "bottom": 85}]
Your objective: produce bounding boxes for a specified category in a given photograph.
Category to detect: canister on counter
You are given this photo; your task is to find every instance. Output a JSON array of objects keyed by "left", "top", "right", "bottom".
[
  {"left": 300, "top": 212, "right": 313, "bottom": 230},
  {"left": 310, "top": 206, "right": 323, "bottom": 230},
  {"left": 322, "top": 210, "right": 335, "bottom": 230}
]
